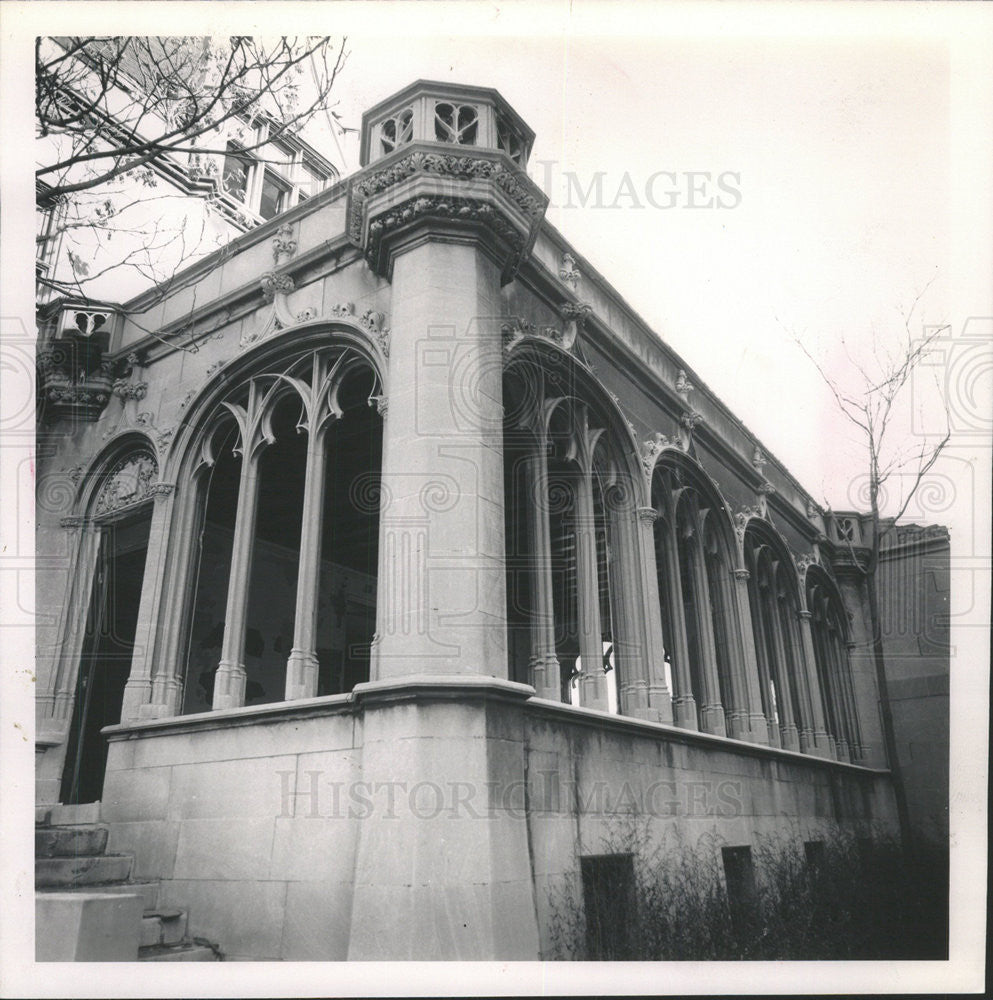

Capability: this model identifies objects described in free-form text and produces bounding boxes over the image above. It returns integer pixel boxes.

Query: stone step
[35,854,133,889]
[140,909,188,948]
[39,880,161,917]
[139,941,222,962]
[49,802,101,826]
[36,825,110,858]
[36,892,145,962]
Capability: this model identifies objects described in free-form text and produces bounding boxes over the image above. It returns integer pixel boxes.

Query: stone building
[36,80,914,960]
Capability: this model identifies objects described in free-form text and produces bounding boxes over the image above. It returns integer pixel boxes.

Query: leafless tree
[793,285,951,855]
[35,36,348,318]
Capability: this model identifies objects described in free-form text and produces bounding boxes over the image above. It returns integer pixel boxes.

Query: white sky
[1,3,991,996]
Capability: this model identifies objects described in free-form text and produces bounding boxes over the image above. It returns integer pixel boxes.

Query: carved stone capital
[150,482,176,498]
[60,515,87,529]
[636,506,660,523]
[347,145,549,283]
[733,568,750,581]
[797,610,813,621]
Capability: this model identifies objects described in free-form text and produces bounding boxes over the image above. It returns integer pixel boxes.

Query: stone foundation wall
[100,684,898,960]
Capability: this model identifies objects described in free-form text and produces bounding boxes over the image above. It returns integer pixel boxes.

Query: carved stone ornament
[260,271,295,302]
[330,302,356,318]
[675,369,695,400]
[636,505,660,523]
[734,505,764,538]
[271,223,297,265]
[794,552,817,578]
[348,148,548,281]
[559,252,581,291]
[112,379,148,401]
[93,449,158,516]
[501,316,571,354]
[752,447,767,473]
[641,432,674,477]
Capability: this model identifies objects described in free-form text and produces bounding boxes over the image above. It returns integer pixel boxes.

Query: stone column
[119,484,176,723]
[730,568,771,744]
[659,517,697,729]
[767,602,800,751]
[213,453,262,710]
[524,443,561,700]
[606,501,643,717]
[634,507,674,723]
[285,425,332,700]
[686,539,726,736]
[371,239,508,679]
[574,468,608,711]
[148,473,207,718]
[795,609,834,758]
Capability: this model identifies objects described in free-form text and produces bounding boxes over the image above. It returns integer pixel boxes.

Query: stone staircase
[35,808,222,962]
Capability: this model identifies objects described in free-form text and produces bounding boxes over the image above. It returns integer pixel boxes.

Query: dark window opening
[722,845,757,932]
[259,170,289,220]
[804,840,825,871]
[60,512,151,804]
[580,853,636,960]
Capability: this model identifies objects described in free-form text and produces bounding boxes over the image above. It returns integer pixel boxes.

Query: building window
[258,170,290,220]
[580,854,636,960]
[721,845,757,932]
[804,840,825,870]
[222,142,251,202]
[496,113,526,165]
[297,160,329,202]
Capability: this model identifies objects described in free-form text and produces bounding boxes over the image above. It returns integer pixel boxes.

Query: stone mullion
[713,567,751,741]
[119,486,175,724]
[795,609,834,758]
[841,639,864,757]
[524,442,561,701]
[631,507,673,723]
[782,602,816,753]
[687,539,726,736]
[213,454,262,710]
[731,569,770,744]
[607,502,644,717]
[832,628,860,760]
[285,424,332,701]
[767,598,800,751]
[660,517,697,729]
[810,617,840,758]
[574,467,608,711]
[748,578,780,747]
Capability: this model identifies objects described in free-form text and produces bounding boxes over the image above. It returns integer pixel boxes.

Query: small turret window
[497,114,525,165]
[379,108,413,155]
[434,102,478,145]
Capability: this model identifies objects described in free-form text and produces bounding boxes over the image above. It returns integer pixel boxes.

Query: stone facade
[35,80,919,960]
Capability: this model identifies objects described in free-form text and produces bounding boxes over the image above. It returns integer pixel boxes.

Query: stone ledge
[525,696,890,778]
[353,674,536,708]
[102,692,355,742]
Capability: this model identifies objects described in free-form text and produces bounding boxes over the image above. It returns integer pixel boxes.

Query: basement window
[721,845,757,932]
[580,854,636,960]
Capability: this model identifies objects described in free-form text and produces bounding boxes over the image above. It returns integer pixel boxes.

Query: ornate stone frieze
[501,316,570,354]
[93,449,158,516]
[348,146,548,281]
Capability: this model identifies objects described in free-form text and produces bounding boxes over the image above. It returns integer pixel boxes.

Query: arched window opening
[316,367,382,695]
[61,445,158,803]
[61,509,152,804]
[179,345,384,715]
[183,419,240,714]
